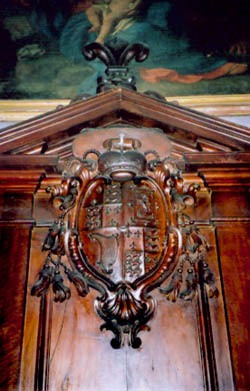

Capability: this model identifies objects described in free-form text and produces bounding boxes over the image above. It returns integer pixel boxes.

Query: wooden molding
[0,155,59,171]
[1,94,250,123]
[184,152,250,169]
[0,100,69,123]
[170,94,250,117]
[0,170,44,193]
[1,89,250,156]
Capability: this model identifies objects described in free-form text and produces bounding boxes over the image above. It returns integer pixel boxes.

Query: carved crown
[97,136,147,181]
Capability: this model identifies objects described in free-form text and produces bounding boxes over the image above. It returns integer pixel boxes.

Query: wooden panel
[47,292,205,391]
[215,222,250,391]
[212,190,250,218]
[0,193,33,220]
[20,227,48,391]
[0,223,32,391]
[33,177,62,224]
[20,222,234,391]
[22,227,205,391]
[196,225,234,391]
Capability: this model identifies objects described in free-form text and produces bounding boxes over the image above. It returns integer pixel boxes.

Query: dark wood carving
[83,40,149,93]
[31,126,218,349]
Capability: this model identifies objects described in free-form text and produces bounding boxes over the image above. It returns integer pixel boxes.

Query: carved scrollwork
[96,283,155,349]
[32,127,218,349]
[83,39,149,92]
[46,177,79,211]
[83,40,149,68]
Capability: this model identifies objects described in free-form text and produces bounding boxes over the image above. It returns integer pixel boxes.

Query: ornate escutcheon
[32,126,218,349]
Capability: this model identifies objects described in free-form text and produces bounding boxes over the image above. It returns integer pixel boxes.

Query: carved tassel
[52,271,71,303]
[179,269,197,301]
[160,269,183,302]
[202,264,219,298]
[42,221,65,256]
[31,264,54,297]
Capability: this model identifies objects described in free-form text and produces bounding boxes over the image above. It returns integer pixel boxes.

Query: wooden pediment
[1,90,250,390]
[0,88,250,163]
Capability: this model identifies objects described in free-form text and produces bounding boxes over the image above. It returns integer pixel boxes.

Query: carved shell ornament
[32,126,218,349]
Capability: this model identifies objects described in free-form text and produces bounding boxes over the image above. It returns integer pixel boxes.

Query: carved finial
[82,38,149,93]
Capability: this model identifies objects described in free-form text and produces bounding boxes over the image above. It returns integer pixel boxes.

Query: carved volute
[32,125,218,349]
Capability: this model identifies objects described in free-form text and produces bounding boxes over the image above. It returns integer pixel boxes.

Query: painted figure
[59,1,247,93]
[86,0,141,43]
[1,0,249,98]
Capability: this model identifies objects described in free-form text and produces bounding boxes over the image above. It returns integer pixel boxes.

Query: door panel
[20,225,233,391]
[48,292,204,391]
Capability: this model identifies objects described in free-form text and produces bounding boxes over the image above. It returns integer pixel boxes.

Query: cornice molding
[198,169,250,187]
[1,94,250,122]
[0,155,59,172]
[0,170,44,193]
[0,89,250,155]
[184,152,250,169]
[184,152,250,187]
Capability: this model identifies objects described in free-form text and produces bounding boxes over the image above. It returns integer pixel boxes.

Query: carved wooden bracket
[32,126,218,349]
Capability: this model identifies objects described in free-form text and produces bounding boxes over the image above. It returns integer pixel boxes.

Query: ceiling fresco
[1,0,250,99]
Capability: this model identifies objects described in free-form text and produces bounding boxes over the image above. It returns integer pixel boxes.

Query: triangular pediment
[1,88,250,161]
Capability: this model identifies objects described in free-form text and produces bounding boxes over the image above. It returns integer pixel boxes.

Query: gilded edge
[1,94,250,122]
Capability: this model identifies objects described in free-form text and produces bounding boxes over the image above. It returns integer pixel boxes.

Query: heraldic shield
[31,126,218,349]
[78,179,168,284]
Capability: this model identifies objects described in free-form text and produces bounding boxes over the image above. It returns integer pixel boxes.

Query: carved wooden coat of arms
[32,126,218,348]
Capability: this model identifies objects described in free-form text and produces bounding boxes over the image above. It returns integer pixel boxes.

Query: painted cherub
[86,0,141,43]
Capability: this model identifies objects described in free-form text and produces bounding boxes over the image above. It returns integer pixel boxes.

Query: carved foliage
[32,131,218,349]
